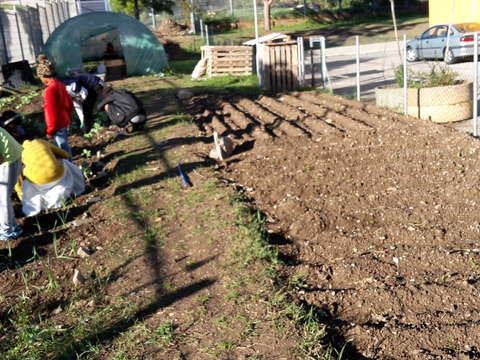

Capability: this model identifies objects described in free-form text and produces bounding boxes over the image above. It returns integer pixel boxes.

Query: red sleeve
[44,85,57,136]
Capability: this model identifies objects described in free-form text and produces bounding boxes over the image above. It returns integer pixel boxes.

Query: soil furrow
[296,92,393,132]
[183,89,480,359]
[227,101,274,140]
[297,91,415,130]
[236,98,308,138]
[256,95,306,121]
[278,93,349,132]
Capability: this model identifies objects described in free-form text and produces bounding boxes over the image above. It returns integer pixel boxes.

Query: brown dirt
[178,90,480,359]
[152,19,192,60]
[155,18,188,36]
[4,83,480,358]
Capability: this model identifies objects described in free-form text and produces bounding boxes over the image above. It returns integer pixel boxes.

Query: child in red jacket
[37,55,74,162]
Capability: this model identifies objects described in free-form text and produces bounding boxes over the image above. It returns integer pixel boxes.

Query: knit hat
[36,54,56,77]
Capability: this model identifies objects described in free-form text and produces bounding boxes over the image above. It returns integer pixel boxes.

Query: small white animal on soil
[209,132,234,160]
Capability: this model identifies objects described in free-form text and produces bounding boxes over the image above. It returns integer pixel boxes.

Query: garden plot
[184,90,480,358]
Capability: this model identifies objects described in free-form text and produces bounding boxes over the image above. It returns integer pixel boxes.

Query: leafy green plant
[163,67,177,76]
[170,112,195,125]
[90,123,103,139]
[155,322,175,342]
[16,91,40,108]
[94,112,110,127]
[82,149,92,158]
[84,133,93,142]
[225,291,241,301]
[0,95,15,109]
[163,282,178,292]
[469,259,478,271]
[42,259,61,292]
[80,161,92,177]
[394,62,458,88]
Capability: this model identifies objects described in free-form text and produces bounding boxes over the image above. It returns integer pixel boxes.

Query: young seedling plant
[82,149,92,158]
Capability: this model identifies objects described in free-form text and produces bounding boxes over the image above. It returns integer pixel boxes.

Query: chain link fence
[300,33,480,127]
[1,0,475,127]
[163,0,386,22]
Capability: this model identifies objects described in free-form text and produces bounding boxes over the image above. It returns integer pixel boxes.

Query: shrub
[394,62,458,88]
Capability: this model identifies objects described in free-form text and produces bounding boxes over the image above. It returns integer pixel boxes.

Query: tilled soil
[183,90,480,359]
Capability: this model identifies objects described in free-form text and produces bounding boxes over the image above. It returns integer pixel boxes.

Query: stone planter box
[375,81,473,123]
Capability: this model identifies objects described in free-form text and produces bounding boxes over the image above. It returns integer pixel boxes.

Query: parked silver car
[406,22,480,64]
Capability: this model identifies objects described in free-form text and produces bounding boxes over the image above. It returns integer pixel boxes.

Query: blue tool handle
[178,162,189,186]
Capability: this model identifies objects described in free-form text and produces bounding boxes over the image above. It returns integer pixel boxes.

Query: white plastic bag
[191,57,209,79]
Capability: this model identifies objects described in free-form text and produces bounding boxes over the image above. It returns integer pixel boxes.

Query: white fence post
[403,34,408,116]
[474,32,478,137]
[356,35,360,101]
[190,12,195,34]
[320,37,328,91]
[298,37,304,86]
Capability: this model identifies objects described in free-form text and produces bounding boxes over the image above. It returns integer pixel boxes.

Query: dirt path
[182,90,480,359]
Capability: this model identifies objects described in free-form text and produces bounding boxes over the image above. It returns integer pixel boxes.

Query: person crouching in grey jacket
[97,87,146,134]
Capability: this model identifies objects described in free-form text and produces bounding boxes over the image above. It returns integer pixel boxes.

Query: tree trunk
[133,0,140,20]
[263,0,274,31]
[390,0,401,60]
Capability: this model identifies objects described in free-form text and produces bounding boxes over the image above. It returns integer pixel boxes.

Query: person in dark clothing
[0,111,26,143]
[64,74,106,134]
[97,87,146,134]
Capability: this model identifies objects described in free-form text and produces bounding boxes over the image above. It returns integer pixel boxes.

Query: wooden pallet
[263,40,298,91]
[201,45,253,77]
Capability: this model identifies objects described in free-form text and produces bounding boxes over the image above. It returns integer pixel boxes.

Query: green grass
[0,155,340,359]
[168,58,201,75]
[0,19,370,355]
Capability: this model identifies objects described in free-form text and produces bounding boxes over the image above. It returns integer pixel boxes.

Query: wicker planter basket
[375,81,473,123]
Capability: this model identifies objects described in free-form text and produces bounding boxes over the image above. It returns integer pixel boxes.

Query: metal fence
[187,20,480,128]
[159,0,391,23]
[2,1,475,128]
[299,33,480,130]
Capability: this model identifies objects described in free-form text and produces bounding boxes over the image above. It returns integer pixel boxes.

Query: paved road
[304,41,480,103]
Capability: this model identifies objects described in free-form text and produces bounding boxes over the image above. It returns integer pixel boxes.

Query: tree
[109,0,174,20]
[263,0,274,31]
[390,0,401,60]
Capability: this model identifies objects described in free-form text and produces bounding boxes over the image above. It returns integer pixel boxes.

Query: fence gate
[263,39,298,91]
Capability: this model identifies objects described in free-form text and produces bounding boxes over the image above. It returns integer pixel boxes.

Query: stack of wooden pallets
[201,46,253,77]
[263,37,298,91]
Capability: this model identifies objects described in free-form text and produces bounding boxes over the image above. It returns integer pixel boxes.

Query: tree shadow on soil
[112,127,215,194]
[0,168,218,359]
[268,226,371,359]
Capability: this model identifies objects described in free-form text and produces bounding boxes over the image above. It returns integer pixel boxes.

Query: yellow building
[430,0,479,26]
